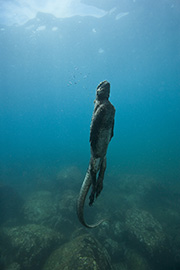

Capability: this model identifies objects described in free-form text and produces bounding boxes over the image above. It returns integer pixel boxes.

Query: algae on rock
[43,234,113,270]
[0,224,64,270]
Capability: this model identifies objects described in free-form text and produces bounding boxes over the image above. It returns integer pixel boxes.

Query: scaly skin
[77,81,115,228]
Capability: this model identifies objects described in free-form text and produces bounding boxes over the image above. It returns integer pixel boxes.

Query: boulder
[4,262,21,270]
[22,191,57,226]
[43,234,113,270]
[0,185,23,226]
[23,189,78,238]
[125,208,172,269]
[0,224,63,270]
[53,190,78,233]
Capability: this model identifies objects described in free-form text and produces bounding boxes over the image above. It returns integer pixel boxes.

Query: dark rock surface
[22,191,57,225]
[22,189,78,237]
[125,208,172,269]
[4,262,21,270]
[0,185,23,226]
[54,190,78,233]
[43,234,113,270]
[0,224,64,270]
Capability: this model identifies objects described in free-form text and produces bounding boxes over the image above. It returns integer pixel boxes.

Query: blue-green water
[1,1,179,185]
[0,1,180,269]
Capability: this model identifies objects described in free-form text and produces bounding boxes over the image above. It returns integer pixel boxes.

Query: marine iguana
[77,81,115,228]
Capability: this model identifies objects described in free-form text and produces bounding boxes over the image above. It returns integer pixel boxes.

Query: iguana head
[96,80,110,100]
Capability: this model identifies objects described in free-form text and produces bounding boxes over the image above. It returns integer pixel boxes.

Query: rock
[43,234,113,270]
[0,224,64,270]
[170,228,180,268]
[56,166,83,191]
[124,249,151,270]
[22,191,57,226]
[112,220,126,240]
[23,189,79,238]
[0,185,23,226]
[96,221,125,261]
[104,238,119,258]
[53,190,78,233]
[111,174,155,208]
[96,218,126,261]
[125,208,172,269]
[4,262,21,270]
[58,190,77,214]
[113,263,128,270]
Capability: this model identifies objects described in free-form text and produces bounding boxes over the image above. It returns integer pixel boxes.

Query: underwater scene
[0,0,180,269]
